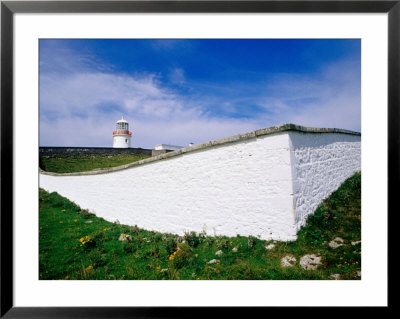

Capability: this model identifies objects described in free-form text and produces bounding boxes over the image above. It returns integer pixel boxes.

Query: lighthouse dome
[117,116,128,123]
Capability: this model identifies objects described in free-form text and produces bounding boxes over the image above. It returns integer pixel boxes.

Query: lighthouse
[113,116,132,148]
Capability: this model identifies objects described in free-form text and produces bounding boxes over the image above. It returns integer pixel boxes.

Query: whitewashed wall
[40,132,297,241]
[39,126,361,241]
[289,132,361,230]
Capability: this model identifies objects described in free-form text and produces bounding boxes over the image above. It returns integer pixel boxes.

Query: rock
[118,233,132,242]
[357,271,361,277]
[300,254,322,270]
[115,219,120,225]
[215,250,223,256]
[232,247,238,253]
[329,237,344,249]
[281,255,296,267]
[207,259,220,264]
[351,240,361,246]
[265,244,275,250]
[247,237,256,248]
[85,220,93,224]
[160,268,168,272]
[329,274,340,279]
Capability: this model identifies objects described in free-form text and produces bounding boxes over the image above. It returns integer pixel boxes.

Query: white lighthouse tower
[113,116,132,148]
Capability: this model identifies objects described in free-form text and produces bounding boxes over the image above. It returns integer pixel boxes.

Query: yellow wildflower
[61,209,66,212]
[156,266,161,271]
[73,219,78,223]
[59,221,63,224]
[103,228,108,232]
[169,250,179,261]
[79,235,91,246]
[195,254,198,258]
[85,265,93,272]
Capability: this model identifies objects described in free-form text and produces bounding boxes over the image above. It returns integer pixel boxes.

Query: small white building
[154,144,184,151]
[113,116,132,148]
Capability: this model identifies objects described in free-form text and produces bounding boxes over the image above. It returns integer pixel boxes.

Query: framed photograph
[1,0,395,316]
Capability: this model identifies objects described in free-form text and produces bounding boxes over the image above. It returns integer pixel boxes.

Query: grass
[39,153,151,173]
[39,172,361,280]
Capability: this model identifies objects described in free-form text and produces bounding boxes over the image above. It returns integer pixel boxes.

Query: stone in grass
[329,237,344,249]
[118,233,132,242]
[215,250,223,256]
[351,240,361,246]
[85,220,93,224]
[329,274,341,280]
[232,247,238,253]
[265,244,275,250]
[281,255,296,267]
[300,254,322,270]
[207,259,220,264]
[357,271,361,278]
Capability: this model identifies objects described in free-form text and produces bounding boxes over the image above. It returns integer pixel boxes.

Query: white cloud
[40,67,253,147]
[168,68,186,85]
[255,59,361,132]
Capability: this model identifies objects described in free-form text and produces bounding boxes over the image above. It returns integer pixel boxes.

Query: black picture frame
[1,0,396,317]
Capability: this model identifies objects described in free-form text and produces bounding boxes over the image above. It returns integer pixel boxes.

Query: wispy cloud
[168,68,186,85]
[257,58,360,130]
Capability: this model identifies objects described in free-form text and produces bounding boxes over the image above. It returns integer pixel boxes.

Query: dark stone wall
[39,147,153,156]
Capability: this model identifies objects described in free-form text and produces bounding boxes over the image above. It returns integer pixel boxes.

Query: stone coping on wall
[39,123,361,177]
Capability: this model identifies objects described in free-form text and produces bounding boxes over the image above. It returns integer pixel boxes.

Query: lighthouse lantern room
[113,116,132,148]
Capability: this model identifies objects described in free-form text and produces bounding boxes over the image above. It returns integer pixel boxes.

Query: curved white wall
[40,125,361,241]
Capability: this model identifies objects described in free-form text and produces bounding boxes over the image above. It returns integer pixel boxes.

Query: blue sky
[39,39,360,148]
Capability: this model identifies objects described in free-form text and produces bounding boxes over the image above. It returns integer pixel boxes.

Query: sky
[39,39,361,148]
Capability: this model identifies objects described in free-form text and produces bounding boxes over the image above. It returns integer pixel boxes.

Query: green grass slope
[39,153,150,173]
[39,172,361,280]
